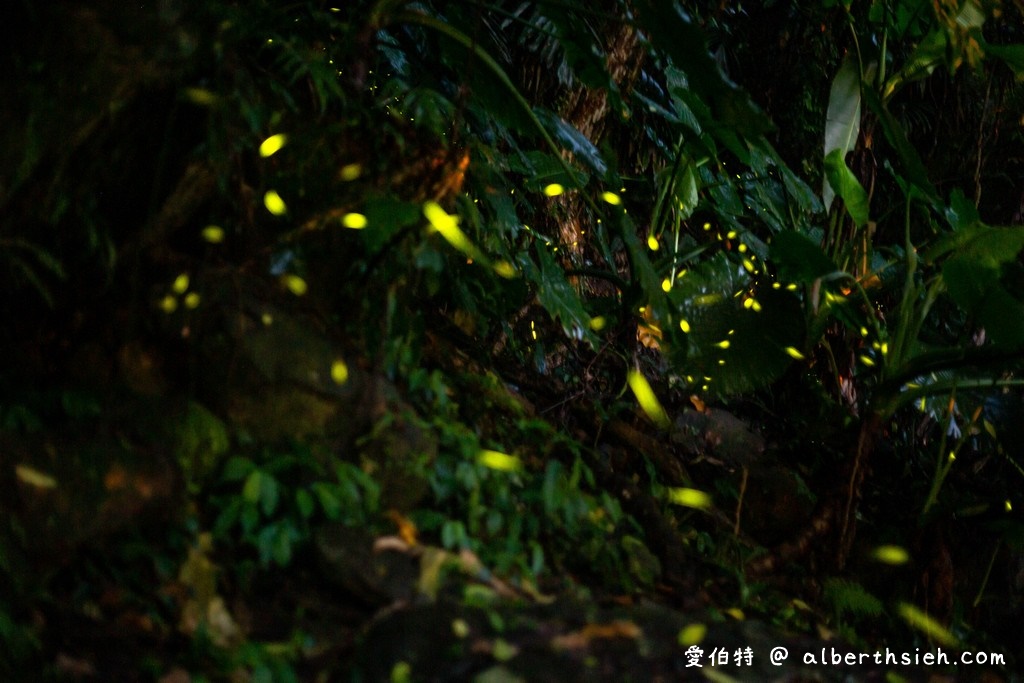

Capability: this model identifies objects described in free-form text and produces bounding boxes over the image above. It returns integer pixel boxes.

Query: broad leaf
[519,242,597,347]
[771,231,838,283]
[823,57,862,210]
[981,41,1024,74]
[362,197,421,254]
[942,226,1024,348]
[634,0,772,139]
[667,253,805,396]
[534,108,607,176]
[824,149,870,227]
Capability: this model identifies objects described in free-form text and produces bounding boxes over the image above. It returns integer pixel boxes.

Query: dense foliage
[2,0,1024,679]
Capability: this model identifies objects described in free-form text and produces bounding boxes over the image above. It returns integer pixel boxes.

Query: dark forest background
[2,0,1024,680]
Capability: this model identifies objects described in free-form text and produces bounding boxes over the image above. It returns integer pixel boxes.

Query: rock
[671,408,765,468]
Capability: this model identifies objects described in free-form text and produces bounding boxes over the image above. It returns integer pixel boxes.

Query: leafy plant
[212,447,380,568]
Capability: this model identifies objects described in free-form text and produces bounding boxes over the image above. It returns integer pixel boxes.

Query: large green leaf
[534,108,607,176]
[633,0,772,139]
[942,226,1024,348]
[512,150,588,193]
[981,41,1024,74]
[771,231,838,284]
[519,241,597,347]
[362,197,422,254]
[823,57,862,211]
[667,254,805,396]
[824,149,870,227]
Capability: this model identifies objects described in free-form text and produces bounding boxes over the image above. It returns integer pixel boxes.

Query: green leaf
[669,254,805,396]
[273,525,295,566]
[981,41,1024,74]
[824,149,870,226]
[534,108,607,176]
[519,242,597,347]
[823,57,862,210]
[362,198,421,254]
[313,483,342,520]
[976,289,1024,349]
[260,473,280,516]
[771,231,838,283]
[513,151,587,192]
[941,226,1024,348]
[296,489,315,519]
[242,470,263,505]
[944,188,981,232]
[633,0,772,138]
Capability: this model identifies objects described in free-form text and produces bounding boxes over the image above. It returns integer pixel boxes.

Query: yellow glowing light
[160,295,178,314]
[679,320,691,333]
[703,222,711,231]
[493,261,516,278]
[667,487,711,509]
[589,316,606,331]
[264,190,287,215]
[184,292,200,309]
[172,273,190,294]
[694,293,722,305]
[601,191,622,205]
[543,183,564,197]
[873,545,910,565]
[715,340,730,349]
[15,465,57,489]
[784,347,804,359]
[342,213,368,229]
[331,359,349,384]
[626,369,670,428]
[647,235,660,251]
[283,274,307,296]
[423,201,482,262]
[898,603,958,647]
[339,163,362,181]
[677,624,706,647]
[738,243,747,253]
[259,133,288,158]
[202,225,224,243]
[859,355,875,367]
[661,278,672,292]
[184,87,217,106]
[478,449,522,472]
